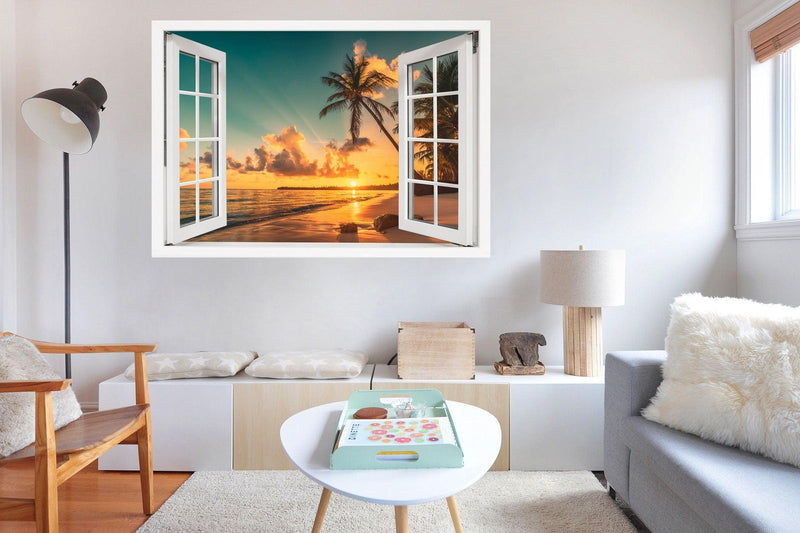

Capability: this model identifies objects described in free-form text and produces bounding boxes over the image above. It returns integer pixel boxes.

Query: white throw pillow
[125,351,257,381]
[245,350,368,379]
[0,335,83,457]
[643,293,800,468]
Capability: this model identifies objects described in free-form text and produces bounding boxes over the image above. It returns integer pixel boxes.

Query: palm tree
[320,54,398,150]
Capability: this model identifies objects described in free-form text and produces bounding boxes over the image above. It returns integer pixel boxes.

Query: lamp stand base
[563,306,603,377]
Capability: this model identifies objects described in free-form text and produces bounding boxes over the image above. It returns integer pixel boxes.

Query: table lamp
[20,77,107,379]
[540,247,625,377]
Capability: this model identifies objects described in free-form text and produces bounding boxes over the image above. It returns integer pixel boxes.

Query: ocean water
[183,188,387,227]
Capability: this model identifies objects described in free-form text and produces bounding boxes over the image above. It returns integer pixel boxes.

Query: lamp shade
[21,77,107,154]
[540,249,626,307]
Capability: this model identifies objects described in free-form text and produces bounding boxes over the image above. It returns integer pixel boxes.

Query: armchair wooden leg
[137,414,154,515]
[34,392,59,533]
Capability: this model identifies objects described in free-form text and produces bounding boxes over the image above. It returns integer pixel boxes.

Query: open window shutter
[397,33,476,246]
[751,2,800,63]
[165,34,227,244]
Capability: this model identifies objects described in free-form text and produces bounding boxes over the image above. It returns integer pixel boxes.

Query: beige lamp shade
[540,249,626,307]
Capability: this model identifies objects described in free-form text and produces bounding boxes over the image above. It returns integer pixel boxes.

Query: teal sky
[175,30,463,157]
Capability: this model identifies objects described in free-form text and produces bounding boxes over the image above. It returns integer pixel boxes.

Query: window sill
[735,219,800,241]
[151,241,491,259]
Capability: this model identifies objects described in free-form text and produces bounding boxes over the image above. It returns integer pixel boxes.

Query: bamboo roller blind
[751,2,800,63]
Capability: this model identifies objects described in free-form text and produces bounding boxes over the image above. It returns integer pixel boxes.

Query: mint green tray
[330,389,464,470]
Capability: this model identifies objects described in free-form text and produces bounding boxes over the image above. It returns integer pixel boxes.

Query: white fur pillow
[125,351,256,381]
[643,293,800,468]
[245,350,368,379]
[0,335,83,457]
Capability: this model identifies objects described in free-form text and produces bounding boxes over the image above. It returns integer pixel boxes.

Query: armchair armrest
[1,332,156,406]
[1,331,156,354]
[0,380,71,393]
[29,340,157,354]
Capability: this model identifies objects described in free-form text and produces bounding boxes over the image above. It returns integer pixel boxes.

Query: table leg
[394,505,409,533]
[446,496,464,533]
[312,488,332,533]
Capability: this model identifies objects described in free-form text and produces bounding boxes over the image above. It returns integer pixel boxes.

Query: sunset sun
[350,180,357,187]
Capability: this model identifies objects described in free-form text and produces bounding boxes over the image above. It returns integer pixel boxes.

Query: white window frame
[151,20,491,258]
[398,34,475,246]
[165,34,227,244]
[735,0,800,240]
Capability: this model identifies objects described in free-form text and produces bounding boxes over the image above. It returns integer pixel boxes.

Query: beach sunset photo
[171,30,464,244]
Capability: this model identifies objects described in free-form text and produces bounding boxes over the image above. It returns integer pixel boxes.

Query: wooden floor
[0,460,190,532]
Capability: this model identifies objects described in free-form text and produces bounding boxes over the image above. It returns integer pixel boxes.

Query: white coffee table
[280,400,500,533]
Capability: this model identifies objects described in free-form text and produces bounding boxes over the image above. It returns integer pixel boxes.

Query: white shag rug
[138,470,635,533]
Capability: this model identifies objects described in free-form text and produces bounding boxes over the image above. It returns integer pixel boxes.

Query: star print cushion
[244,350,368,379]
[124,351,257,381]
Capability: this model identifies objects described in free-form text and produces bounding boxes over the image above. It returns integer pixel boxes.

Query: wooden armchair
[0,333,157,532]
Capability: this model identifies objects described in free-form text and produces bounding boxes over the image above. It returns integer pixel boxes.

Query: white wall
[738,240,800,304]
[7,0,737,403]
[1,0,16,332]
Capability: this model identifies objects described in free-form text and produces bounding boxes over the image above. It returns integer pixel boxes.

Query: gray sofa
[604,351,800,533]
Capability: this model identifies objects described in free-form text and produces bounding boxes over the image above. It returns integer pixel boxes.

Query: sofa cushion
[244,350,368,379]
[0,335,83,457]
[643,293,800,468]
[125,351,257,381]
[624,416,800,533]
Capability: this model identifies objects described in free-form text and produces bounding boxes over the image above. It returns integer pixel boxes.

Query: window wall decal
[152,22,490,257]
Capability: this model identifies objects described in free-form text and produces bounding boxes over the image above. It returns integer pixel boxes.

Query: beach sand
[190,191,455,243]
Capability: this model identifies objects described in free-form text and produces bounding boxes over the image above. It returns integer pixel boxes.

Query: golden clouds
[179,128,189,152]
[318,138,370,177]
[225,125,382,183]
[352,39,398,99]
[260,126,318,176]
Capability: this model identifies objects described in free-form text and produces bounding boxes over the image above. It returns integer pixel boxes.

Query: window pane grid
[404,45,462,231]
[183,53,221,225]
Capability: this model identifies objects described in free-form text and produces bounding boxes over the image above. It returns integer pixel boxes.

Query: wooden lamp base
[563,306,603,377]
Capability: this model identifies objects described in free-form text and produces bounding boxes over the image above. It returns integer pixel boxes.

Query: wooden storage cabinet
[98,375,234,471]
[233,379,370,470]
[98,368,372,472]
[371,365,510,471]
[99,364,604,472]
[508,371,604,470]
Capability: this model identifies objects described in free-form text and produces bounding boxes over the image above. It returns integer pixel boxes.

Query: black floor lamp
[20,78,107,379]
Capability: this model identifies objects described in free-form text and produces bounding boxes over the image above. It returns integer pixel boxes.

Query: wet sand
[191,191,454,243]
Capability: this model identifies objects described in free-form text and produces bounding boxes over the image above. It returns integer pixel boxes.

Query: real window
[735,0,800,239]
[151,21,490,258]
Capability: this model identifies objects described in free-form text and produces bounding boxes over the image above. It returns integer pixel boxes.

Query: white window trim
[151,20,491,258]
[398,33,475,245]
[165,34,227,244]
[735,0,800,241]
